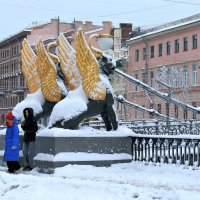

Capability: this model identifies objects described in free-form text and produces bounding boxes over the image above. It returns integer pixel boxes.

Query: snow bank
[34,152,132,162]
[48,86,88,127]
[12,89,45,121]
[37,126,133,137]
[0,161,200,199]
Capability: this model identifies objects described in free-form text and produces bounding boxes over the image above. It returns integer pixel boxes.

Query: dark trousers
[7,161,21,173]
[23,142,35,168]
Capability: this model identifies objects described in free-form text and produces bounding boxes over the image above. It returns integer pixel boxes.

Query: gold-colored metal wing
[36,38,61,102]
[58,34,81,90]
[76,29,106,100]
[21,39,40,93]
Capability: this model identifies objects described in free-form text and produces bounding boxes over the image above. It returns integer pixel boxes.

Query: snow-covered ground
[0,162,200,200]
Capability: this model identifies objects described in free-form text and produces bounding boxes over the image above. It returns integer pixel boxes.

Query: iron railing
[83,120,200,167]
[83,120,200,135]
[131,135,200,167]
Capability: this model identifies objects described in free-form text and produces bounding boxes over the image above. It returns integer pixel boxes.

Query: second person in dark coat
[21,108,38,171]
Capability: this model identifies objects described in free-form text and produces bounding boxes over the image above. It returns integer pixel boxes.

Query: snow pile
[38,126,134,137]
[48,86,88,127]
[34,152,132,162]
[99,74,114,95]
[57,79,68,96]
[12,89,45,121]
[0,162,200,199]
[0,128,6,135]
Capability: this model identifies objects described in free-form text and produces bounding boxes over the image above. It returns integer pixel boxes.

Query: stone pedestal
[34,135,133,170]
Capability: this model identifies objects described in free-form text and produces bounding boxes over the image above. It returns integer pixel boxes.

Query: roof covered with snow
[127,13,200,44]
[84,28,104,35]
[0,30,31,47]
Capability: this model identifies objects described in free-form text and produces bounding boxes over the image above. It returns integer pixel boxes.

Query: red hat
[6,112,14,120]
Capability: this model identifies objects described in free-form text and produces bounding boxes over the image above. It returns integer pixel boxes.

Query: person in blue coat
[3,112,21,173]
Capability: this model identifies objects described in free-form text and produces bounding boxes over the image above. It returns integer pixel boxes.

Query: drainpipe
[142,36,154,111]
[57,16,60,38]
[142,36,148,84]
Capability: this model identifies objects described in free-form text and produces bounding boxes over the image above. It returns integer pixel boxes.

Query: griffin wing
[21,39,40,93]
[36,38,62,102]
[75,29,106,100]
[58,33,81,90]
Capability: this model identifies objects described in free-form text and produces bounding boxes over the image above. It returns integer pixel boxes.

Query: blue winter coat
[3,117,20,161]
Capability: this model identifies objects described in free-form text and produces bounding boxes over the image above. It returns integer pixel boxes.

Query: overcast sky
[0,0,200,40]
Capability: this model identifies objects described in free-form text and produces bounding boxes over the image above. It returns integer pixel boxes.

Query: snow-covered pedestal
[34,126,134,171]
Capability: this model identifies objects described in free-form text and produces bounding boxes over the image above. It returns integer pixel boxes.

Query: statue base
[33,127,133,172]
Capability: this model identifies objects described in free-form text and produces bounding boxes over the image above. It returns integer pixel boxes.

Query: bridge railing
[131,135,200,168]
[83,119,200,135]
[83,120,200,167]
[130,120,200,135]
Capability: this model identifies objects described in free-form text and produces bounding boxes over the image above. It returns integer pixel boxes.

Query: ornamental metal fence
[131,135,200,167]
[129,120,200,135]
[83,120,200,135]
[83,119,200,167]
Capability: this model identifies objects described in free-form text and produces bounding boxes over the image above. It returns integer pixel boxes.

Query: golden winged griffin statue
[13,29,118,131]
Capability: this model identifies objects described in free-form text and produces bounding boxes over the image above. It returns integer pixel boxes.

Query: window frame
[150,45,154,58]
[192,35,197,49]
[166,41,171,55]
[158,43,162,57]
[183,37,188,51]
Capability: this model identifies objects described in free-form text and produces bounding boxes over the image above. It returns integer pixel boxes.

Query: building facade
[127,13,200,121]
[0,30,31,124]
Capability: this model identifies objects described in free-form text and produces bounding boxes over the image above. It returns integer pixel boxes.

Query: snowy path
[0,162,200,200]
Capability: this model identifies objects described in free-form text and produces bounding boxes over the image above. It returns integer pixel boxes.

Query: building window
[183,108,188,119]
[150,71,154,87]
[157,66,162,89]
[142,47,146,60]
[166,41,170,55]
[192,35,197,49]
[175,39,179,53]
[173,66,180,87]
[142,105,145,119]
[165,66,171,85]
[192,64,198,86]
[158,104,161,113]
[142,69,146,83]
[134,109,138,119]
[192,102,197,119]
[165,103,170,117]
[183,37,188,51]
[158,43,162,57]
[183,66,188,86]
[135,49,139,62]
[135,74,138,91]
[150,46,154,58]
[174,105,178,118]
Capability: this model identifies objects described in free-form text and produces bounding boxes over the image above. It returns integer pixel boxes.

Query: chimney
[85,21,93,28]
[51,18,59,24]
[75,21,83,30]
[102,21,112,31]
[120,23,132,44]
